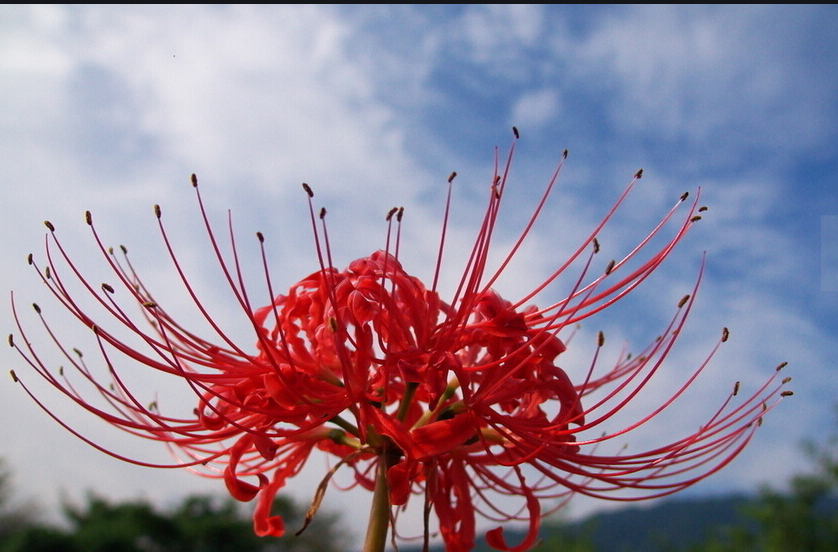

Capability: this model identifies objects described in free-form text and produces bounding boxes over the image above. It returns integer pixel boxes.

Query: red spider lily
[10,130,791,552]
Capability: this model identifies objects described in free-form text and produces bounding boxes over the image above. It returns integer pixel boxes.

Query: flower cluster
[10,133,790,552]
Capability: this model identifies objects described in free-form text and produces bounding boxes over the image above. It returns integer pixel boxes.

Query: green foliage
[62,495,181,552]
[0,489,345,552]
[537,519,596,552]
[0,526,79,552]
[682,409,838,552]
[744,433,838,552]
[0,459,38,544]
[173,495,264,552]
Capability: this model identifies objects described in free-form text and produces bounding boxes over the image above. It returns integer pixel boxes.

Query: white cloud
[510,88,561,130]
[567,5,837,154]
[462,4,547,65]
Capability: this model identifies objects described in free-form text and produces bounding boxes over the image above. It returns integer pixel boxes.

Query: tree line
[0,467,345,552]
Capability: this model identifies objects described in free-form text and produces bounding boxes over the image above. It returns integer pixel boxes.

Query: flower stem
[363,450,394,552]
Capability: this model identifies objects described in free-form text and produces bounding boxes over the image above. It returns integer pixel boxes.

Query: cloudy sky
[1,4,836,548]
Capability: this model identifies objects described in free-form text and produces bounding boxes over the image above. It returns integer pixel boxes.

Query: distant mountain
[400,494,761,552]
[544,495,759,552]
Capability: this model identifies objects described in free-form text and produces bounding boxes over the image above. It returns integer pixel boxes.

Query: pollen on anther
[635,169,643,179]
[396,207,404,222]
[319,207,327,220]
[562,149,568,159]
[776,361,788,371]
[27,253,33,265]
[328,317,338,332]
[302,183,314,197]
[680,192,689,202]
[386,207,399,221]
[7,334,13,347]
[733,381,740,396]
[678,295,690,308]
[154,205,162,218]
[699,206,708,212]
[44,267,50,280]
[143,301,158,308]
[9,370,18,383]
[781,390,794,397]
[593,238,600,254]
[120,245,128,254]
[191,174,198,187]
[256,232,264,243]
[448,171,457,183]
[598,331,605,347]
[690,216,702,222]
[44,221,55,231]
[722,327,730,342]
[605,259,615,275]
[492,181,500,199]
[85,211,92,225]
[782,377,792,384]
[101,283,115,294]
[512,126,520,139]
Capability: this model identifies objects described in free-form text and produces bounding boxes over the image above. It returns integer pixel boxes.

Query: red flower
[10,131,791,552]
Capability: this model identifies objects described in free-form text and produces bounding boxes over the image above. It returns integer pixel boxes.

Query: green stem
[329,414,360,437]
[363,451,393,552]
[395,381,418,422]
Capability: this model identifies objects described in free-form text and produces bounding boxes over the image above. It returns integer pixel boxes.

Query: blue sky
[1,5,836,548]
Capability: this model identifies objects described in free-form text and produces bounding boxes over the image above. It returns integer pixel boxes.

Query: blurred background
[1,5,836,550]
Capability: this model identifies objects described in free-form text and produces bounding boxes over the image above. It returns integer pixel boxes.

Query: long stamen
[432,171,457,294]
